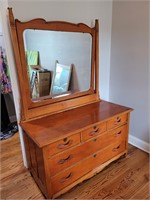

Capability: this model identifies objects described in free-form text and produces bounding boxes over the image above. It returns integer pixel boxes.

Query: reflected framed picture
[50,62,72,95]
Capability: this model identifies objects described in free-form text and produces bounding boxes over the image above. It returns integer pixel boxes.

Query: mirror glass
[23,29,92,102]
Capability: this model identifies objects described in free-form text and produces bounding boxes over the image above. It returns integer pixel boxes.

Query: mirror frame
[8,8,100,121]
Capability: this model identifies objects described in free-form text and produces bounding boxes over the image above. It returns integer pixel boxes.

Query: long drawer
[51,140,126,194]
[48,124,127,176]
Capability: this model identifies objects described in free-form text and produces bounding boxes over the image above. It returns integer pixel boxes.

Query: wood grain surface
[0,133,149,199]
[21,100,132,148]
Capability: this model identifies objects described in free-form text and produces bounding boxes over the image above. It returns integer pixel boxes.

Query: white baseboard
[129,134,150,154]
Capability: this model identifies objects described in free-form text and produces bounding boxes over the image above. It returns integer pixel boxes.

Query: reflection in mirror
[50,62,72,96]
[23,29,92,101]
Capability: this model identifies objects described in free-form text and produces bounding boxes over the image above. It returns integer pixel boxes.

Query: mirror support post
[95,19,100,100]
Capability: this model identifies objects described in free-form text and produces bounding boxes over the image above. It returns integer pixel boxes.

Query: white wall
[0,19,5,49]
[110,1,149,152]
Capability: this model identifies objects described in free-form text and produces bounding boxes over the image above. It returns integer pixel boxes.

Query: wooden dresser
[8,9,133,199]
[21,100,132,198]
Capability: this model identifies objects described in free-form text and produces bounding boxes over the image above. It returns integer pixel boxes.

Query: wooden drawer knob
[57,140,73,149]
[60,172,73,183]
[93,138,97,142]
[93,154,97,158]
[57,155,73,165]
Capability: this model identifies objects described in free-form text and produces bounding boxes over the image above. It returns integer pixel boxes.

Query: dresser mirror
[8,8,100,120]
[23,29,92,101]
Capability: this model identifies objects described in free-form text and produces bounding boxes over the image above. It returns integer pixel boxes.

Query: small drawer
[82,122,106,141]
[45,133,80,156]
[107,114,128,130]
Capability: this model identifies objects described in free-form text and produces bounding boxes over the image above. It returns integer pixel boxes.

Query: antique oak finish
[8,8,133,199]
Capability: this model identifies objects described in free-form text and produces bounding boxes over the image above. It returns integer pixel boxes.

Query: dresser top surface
[21,100,133,148]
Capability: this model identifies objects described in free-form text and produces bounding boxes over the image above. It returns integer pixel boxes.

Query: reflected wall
[23,30,92,99]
